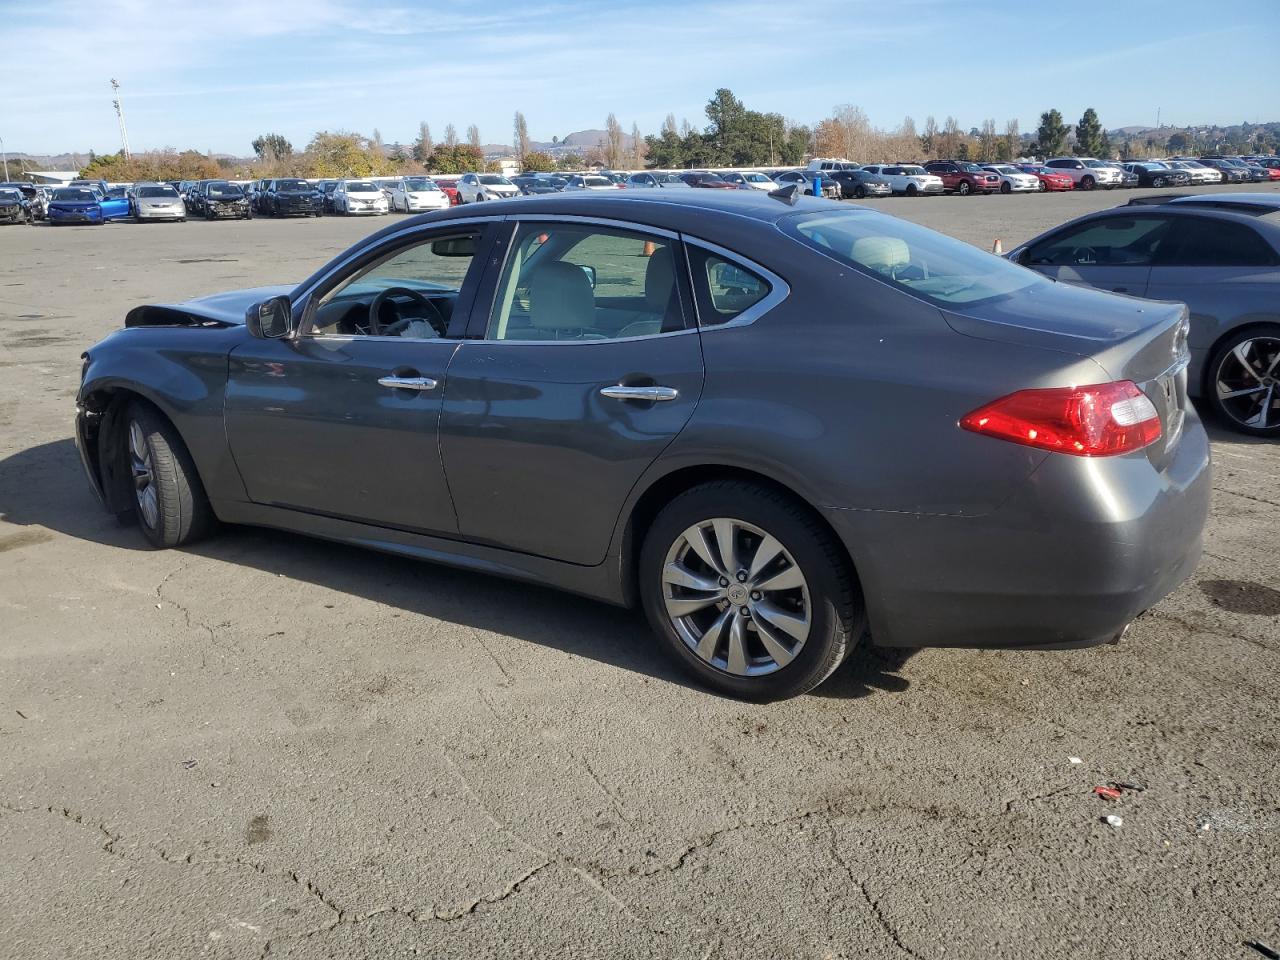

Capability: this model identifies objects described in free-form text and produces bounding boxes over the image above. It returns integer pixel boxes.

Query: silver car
[130,183,186,222]
[1043,157,1124,190]
[626,172,692,189]
[1008,192,1280,436]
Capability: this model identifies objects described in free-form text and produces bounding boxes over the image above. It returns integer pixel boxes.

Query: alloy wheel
[128,420,159,529]
[1216,336,1280,430]
[662,518,811,677]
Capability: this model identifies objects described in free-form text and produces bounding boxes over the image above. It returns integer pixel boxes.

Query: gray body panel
[77,192,1211,651]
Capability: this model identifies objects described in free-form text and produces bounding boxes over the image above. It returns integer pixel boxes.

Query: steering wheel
[1068,246,1098,265]
[368,286,448,337]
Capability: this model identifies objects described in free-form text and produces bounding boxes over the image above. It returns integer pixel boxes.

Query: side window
[1027,216,1174,267]
[487,223,687,341]
[1163,218,1277,267]
[309,232,481,339]
[687,247,772,326]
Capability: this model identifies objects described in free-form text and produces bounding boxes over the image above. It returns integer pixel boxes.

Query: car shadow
[0,438,912,700]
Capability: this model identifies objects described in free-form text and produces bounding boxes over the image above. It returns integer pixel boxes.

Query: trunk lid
[943,282,1192,469]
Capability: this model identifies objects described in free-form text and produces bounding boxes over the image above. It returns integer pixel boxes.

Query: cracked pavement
[2,190,1278,959]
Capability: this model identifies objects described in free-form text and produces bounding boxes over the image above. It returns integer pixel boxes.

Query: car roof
[1127,193,1280,216]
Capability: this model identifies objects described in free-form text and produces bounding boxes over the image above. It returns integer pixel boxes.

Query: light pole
[111,78,131,159]
[1,135,9,180]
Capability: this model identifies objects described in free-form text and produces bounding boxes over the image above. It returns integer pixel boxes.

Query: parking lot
[1,186,1278,959]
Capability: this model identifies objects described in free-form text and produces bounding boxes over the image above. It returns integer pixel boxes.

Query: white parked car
[564,174,620,192]
[858,164,945,196]
[721,171,778,190]
[334,180,390,215]
[130,182,186,221]
[387,177,451,213]
[1166,160,1223,185]
[806,158,859,171]
[457,173,520,203]
[980,164,1042,193]
[1043,157,1123,190]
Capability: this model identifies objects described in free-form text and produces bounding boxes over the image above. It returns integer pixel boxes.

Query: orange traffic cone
[643,240,657,257]
[991,238,1003,255]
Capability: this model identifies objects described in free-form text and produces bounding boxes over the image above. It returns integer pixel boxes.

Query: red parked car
[923,160,1001,195]
[433,178,461,205]
[1017,164,1075,191]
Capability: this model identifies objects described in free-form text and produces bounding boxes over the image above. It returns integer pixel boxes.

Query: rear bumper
[826,412,1212,649]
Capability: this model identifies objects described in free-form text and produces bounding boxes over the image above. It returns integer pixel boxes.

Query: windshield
[957,163,984,173]
[744,173,771,182]
[277,179,310,191]
[1084,160,1109,168]
[207,183,243,198]
[404,178,437,191]
[54,188,96,201]
[346,181,378,192]
[479,175,512,185]
[583,176,612,187]
[987,165,1016,174]
[137,186,179,198]
[783,210,1044,308]
[901,166,928,176]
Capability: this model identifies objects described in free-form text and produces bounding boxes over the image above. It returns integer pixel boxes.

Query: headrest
[529,261,595,330]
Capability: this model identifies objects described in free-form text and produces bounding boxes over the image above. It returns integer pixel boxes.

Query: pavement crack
[430,859,553,921]
[860,879,928,960]
[2,801,127,858]
[1002,784,1074,813]
[469,626,515,686]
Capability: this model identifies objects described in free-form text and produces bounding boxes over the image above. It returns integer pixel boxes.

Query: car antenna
[768,184,802,205]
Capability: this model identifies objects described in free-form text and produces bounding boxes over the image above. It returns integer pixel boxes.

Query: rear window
[1164,218,1278,267]
[783,210,1045,307]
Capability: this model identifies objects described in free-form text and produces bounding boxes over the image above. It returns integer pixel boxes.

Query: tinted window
[687,248,771,326]
[784,209,1044,307]
[487,224,686,341]
[1027,216,1175,267]
[1163,218,1277,267]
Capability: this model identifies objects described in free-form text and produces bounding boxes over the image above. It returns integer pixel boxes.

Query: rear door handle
[600,385,679,402]
[377,376,437,391]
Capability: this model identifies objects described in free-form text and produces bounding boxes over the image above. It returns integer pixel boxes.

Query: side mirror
[246,295,296,339]
[1014,248,1032,266]
[579,265,597,289]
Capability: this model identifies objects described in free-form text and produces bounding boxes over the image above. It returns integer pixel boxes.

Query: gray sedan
[75,191,1208,700]
[1008,193,1280,435]
[130,183,187,221]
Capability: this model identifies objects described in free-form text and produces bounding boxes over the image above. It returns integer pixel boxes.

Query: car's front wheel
[123,402,215,548]
[1208,327,1280,437]
[1080,175,1095,190]
[1000,181,1012,194]
[905,184,918,197]
[639,481,865,701]
[957,180,971,196]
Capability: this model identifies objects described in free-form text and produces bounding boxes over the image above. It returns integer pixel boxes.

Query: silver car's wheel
[128,419,159,530]
[662,518,811,677]
[640,481,864,700]
[1212,332,1280,435]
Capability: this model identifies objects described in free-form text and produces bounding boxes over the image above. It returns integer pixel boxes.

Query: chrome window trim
[475,328,699,347]
[502,212,679,241]
[680,236,790,331]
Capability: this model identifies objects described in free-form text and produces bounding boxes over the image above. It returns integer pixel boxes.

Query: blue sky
[5,0,1278,157]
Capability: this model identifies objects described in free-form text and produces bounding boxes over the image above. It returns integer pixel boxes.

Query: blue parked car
[46,187,107,225]
[66,179,133,221]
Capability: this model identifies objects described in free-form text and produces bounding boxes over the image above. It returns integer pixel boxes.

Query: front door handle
[600,385,679,402]
[377,376,437,391]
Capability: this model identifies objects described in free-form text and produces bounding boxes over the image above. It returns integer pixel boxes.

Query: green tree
[521,151,556,173]
[1035,109,1071,157]
[780,124,810,165]
[251,133,293,161]
[1167,132,1190,154]
[306,131,386,177]
[645,114,684,168]
[412,121,433,163]
[1074,108,1105,156]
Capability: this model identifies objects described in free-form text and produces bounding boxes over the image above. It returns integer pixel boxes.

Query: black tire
[1081,175,1095,191]
[122,402,215,548]
[957,180,971,196]
[639,481,865,701]
[1206,326,1280,438]
[1000,181,1012,194]
[905,184,918,197]
[853,185,867,199]
[1153,177,1166,187]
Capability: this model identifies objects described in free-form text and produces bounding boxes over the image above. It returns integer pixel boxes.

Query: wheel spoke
[665,594,720,618]
[1218,384,1267,400]
[753,616,796,668]
[712,519,738,575]
[1232,342,1266,382]
[746,534,783,581]
[129,421,146,461]
[696,608,733,662]
[726,614,749,675]
[684,524,725,577]
[663,562,723,593]
[754,600,810,643]
[752,564,806,593]
[1250,386,1276,429]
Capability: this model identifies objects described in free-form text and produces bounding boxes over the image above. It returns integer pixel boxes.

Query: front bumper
[49,208,102,223]
[827,412,1211,649]
[275,198,321,215]
[206,202,250,218]
[74,405,107,506]
[0,206,27,223]
[136,204,184,219]
[1004,180,1040,191]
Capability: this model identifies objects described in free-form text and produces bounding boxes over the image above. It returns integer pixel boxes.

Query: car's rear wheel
[123,402,215,548]
[639,482,864,701]
[1153,177,1166,187]
[1081,175,1095,190]
[957,180,971,196]
[1208,328,1280,437]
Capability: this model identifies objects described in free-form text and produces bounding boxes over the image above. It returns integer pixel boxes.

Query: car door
[439,218,705,565]
[1146,214,1280,368]
[1020,213,1177,295]
[223,220,499,534]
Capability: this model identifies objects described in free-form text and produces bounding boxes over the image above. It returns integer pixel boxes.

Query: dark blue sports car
[46,187,107,225]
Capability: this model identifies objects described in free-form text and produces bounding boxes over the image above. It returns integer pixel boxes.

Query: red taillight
[961,381,1161,457]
